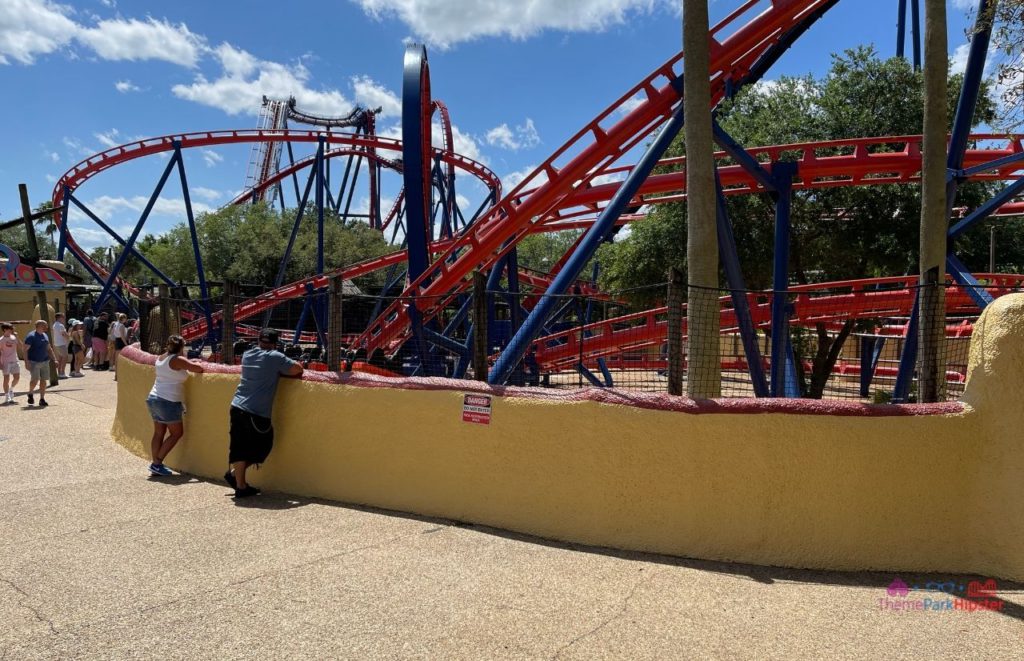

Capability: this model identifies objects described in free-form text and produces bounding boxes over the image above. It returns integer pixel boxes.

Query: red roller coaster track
[529,274,1024,372]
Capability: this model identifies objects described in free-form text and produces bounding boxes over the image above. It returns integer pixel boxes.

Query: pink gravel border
[122,345,963,418]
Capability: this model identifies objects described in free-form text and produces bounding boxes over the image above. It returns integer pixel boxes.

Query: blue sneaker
[149,463,173,476]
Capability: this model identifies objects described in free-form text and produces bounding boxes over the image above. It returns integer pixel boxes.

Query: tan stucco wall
[112,295,1024,580]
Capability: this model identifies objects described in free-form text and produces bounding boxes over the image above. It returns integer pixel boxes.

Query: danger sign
[462,393,492,425]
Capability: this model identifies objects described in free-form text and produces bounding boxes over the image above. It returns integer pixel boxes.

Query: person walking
[24,320,57,407]
[92,312,109,370]
[224,329,302,498]
[110,313,129,379]
[52,313,70,379]
[83,309,95,368]
[1,323,23,404]
[68,320,85,377]
[145,335,205,476]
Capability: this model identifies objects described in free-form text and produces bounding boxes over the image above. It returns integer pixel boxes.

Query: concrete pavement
[1,368,1022,659]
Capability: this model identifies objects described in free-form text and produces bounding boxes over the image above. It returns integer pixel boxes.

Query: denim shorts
[146,394,184,423]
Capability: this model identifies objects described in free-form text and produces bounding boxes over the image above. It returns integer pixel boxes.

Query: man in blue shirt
[23,320,57,407]
[224,328,303,498]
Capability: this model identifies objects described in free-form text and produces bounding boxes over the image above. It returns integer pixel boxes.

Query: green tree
[980,0,1023,131]
[118,203,393,293]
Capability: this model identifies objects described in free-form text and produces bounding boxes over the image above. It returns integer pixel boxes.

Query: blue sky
[0,0,985,252]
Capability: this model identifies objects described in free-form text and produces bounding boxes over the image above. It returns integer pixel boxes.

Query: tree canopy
[108,203,393,291]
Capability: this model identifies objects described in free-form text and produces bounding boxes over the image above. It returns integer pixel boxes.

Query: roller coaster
[49,0,1024,401]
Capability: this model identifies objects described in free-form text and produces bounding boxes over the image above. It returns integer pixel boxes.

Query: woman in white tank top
[144,335,205,476]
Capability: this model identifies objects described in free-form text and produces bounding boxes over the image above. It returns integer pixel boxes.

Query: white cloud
[616,93,645,116]
[590,171,626,186]
[46,150,60,163]
[200,149,223,167]
[192,186,224,201]
[485,118,540,151]
[485,124,515,149]
[351,75,401,117]
[114,79,140,93]
[503,164,541,191]
[950,43,972,76]
[172,42,352,116]
[83,195,214,220]
[436,121,485,163]
[94,128,121,149]
[353,0,671,47]
[45,173,57,183]
[62,136,93,157]
[77,17,205,67]
[0,0,77,65]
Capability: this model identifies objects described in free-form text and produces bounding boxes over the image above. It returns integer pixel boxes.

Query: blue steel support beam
[272,158,318,289]
[859,336,876,397]
[402,44,431,284]
[283,119,301,204]
[784,333,801,398]
[947,252,994,308]
[341,155,363,222]
[316,137,325,275]
[333,153,355,214]
[66,194,176,288]
[711,121,777,193]
[960,151,1024,178]
[490,100,687,385]
[893,296,920,403]
[948,176,1024,240]
[96,149,179,310]
[897,0,908,59]
[66,245,131,309]
[910,0,921,70]
[714,171,769,397]
[174,141,214,342]
[769,162,798,397]
[57,185,70,261]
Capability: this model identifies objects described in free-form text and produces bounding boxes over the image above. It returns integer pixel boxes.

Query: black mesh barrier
[153,278,1023,402]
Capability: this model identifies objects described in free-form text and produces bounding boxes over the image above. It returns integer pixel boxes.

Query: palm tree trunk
[683,0,721,398]
[919,0,948,402]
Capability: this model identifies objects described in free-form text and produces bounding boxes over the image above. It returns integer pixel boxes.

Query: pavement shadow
[231,494,306,510]
[147,474,202,486]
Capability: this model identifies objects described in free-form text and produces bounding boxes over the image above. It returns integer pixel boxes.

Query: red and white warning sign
[462,393,492,425]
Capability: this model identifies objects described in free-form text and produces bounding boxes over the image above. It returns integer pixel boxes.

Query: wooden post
[328,276,344,370]
[667,267,685,396]
[222,280,235,364]
[19,184,58,386]
[158,284,171,348]
[472,271,488,381]
[918,0,948,403]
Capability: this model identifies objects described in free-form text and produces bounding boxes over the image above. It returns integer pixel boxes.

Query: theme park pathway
[1,369,1022,660]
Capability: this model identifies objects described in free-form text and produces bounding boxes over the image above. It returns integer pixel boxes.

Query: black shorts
[114,338,126,350]
[229,406,274,464]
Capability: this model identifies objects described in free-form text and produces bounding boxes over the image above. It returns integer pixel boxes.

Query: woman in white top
[110,313,130,379]
[145,335,205,476]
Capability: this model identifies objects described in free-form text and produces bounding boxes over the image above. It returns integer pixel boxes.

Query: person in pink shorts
[91,312,109,370]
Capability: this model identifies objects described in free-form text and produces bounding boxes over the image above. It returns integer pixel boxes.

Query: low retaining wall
[112,295,1024,580]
